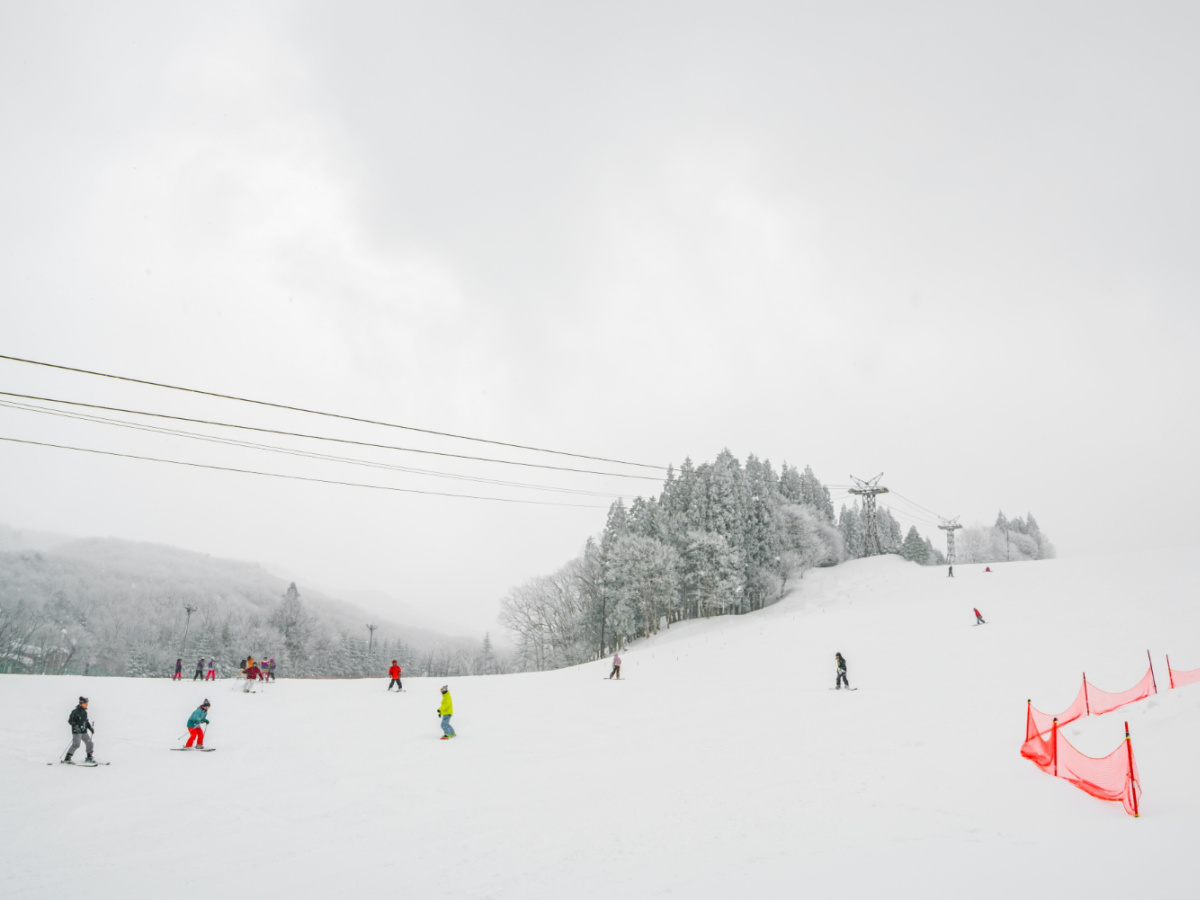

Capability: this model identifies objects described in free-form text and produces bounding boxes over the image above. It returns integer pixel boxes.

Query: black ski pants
[836,669,849,689]
[388,678,402,690]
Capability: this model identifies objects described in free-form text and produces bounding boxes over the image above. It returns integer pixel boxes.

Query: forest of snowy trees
[500,451,845,671]
[499,451,1055,672]
[0,534,493,678]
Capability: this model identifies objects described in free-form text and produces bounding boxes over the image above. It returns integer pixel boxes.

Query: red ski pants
[205,670,215,680]
[185,727,205,748]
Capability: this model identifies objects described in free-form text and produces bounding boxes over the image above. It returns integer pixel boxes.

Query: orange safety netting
[1020,706,1141,816]
[1168,657,1200,690]
[1027,666,1155,736]
[1056,731,1141,817]
[1020,704,1055,771]
[1086,667,1156,716]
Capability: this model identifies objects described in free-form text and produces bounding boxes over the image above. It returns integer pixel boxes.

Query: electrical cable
[0,399,635,499]
[0,435,617,508]
[0,390,663,482]
[0,353,667,471]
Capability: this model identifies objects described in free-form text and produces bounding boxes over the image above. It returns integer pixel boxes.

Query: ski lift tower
[848,473,889,556]
[938,517,962,564]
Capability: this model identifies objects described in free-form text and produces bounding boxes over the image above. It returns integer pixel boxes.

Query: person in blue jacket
[185,700,211,748]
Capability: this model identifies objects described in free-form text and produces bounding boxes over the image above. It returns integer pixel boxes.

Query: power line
[0,399,636,499]
[0,435,616,508]
[0,353,667,471]
[0,390,664,482]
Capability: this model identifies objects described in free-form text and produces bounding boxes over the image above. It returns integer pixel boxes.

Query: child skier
[609,652,622,680]
[173,659,183,681]
[974,608,986,625]
[185,700,211,748]
[206,658,216,680]
[267,659,276,681]
[835,652,850,690]
[193,658,205,681]
[388,660,402,691]
[64,696,95,763]
[437,685,456,739]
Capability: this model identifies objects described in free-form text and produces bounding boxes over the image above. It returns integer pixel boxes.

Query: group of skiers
[173,658,218,680]
[170,657,277,682]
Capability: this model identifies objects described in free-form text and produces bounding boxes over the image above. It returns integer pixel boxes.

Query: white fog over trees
[500,451,1054,671]
[0,526,495,678]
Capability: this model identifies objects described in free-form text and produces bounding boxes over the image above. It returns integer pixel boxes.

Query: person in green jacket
[185,700,211,748]
[437,685,456,740]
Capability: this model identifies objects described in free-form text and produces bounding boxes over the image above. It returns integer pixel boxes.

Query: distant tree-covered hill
[0,526,501,678]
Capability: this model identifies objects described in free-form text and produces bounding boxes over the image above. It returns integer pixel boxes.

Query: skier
[193,658,205,681]
[206,658,216,681]
[185,700,211,748]
[984,566,992,573]
[974,607,986,625]
[947,565,954,578]
[173,658,183,681]
[387,660,402,691]
[609,652,622,680]
[437,685,456,740]
[243,661,261,692]
[266,659,276,682]
[835,652,850,690]
[239,657,247,674]
[64,696,95,764]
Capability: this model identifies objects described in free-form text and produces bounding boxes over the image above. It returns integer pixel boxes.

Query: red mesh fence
[1028,665,1156,736]
[1085,668,1155,716]
[1028,687,1087,736]
[1020,704,1055,771]
[1055,730,1141,817]
[1020,707,1141,816]
[1168,656,1200,690]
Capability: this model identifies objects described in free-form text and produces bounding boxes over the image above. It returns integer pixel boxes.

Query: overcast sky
[2,2,1198,635]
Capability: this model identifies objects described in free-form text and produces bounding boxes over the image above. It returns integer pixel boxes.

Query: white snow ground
[3,552,1200,899]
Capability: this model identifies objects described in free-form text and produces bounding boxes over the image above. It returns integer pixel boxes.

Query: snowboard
[171,747,216,751]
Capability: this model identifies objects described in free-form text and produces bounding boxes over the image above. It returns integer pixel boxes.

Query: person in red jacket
[388,660,403,691]
[243,662,261,692]
[974,607,986,625]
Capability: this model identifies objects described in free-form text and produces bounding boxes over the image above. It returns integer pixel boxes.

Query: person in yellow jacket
[437,685,456,740]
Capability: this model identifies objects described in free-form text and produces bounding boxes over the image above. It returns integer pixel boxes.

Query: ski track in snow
[3,552,1200,898]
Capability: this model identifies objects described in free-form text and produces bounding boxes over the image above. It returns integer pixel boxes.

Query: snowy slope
[3,552,1199,899]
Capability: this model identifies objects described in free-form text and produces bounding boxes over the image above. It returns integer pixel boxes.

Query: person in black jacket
[65,697,95,763]
[835,653,850,690]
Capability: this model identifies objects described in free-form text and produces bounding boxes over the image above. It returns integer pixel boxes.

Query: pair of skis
[49,759,109,766]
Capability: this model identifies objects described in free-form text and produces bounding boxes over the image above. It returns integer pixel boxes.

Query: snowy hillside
[3,552,1199,899]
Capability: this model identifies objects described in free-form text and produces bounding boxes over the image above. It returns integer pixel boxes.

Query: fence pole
[1147,650,1158,694]
[1083,673,1090,716]
[1125,721,1139,818]
[1052,718,1058,778]
[1167,654,1174,690]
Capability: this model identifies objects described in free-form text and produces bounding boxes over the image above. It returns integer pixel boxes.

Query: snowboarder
[974,608,986,625]
[206,659,216,681]
[185,700,211,748]
[243,661,261,692]
[437,685,456,739]
[947,565,954,577]
[609,652,622,680]
[64,696,95,763]
[387,660,402,691]
[193,658,205,681]
[835,652,850,690]
[173,658,183,681]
